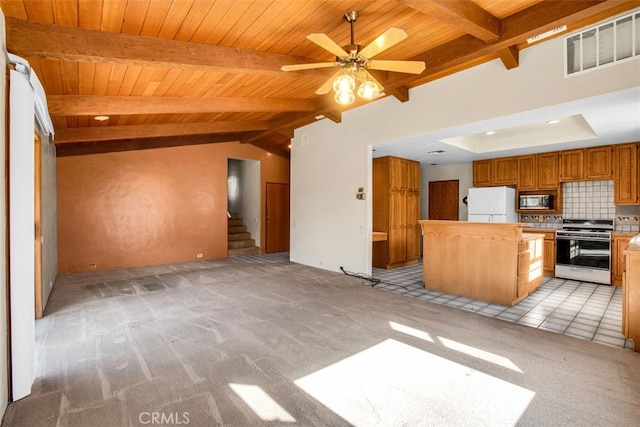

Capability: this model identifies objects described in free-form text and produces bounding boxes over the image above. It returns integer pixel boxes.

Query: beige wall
[57,142,289,273]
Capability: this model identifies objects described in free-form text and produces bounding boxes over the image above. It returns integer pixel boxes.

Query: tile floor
[238,253,633,350]
[371,260,635,351]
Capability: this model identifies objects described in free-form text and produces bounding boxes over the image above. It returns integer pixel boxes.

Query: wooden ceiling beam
[388,0,640,88]
[55,121,271,144]
[247,140,290,159]
[47,95,315,116]
[384,85,410,103]
[4,17,328,78]
[396,0,501,41]
[56,134,243,157]
[498,46,520,70]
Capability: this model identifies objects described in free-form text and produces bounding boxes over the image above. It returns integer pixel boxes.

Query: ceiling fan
[281,11,426,105]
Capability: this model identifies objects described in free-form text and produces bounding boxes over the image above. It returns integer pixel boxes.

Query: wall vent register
[565,9,640,76]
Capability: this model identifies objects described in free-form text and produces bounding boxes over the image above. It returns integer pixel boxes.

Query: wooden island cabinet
[419,221,544,306]
[613,232,636,286]
[622,234,640,351]
[523,229,556,277]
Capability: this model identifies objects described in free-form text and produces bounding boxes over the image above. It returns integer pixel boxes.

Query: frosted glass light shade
[333,74,355,92]
[357,80,380,99]
[335,90,355,105]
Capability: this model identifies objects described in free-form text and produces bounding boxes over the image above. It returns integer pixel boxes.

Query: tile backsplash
[563,180,615,219]
[521,180,639,232]
[615,204,640,233]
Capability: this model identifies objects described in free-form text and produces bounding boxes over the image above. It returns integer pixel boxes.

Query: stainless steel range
[555,219,614,285]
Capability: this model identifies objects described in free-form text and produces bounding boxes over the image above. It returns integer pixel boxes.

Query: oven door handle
[556,236,611,242]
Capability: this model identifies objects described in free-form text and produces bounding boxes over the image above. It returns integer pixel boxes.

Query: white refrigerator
[467,186,518,223]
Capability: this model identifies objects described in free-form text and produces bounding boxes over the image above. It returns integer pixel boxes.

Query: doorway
[428,180,459,220]
[227,158,261,250]
[265,183,290,253]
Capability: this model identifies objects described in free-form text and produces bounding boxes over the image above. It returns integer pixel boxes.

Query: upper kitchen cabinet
[614,143,639,205]
[560,146,614,181]
[517,152,560,191]
[537,152,560,189]
[494,157,517,185]
[560,149,585,181]
[516,155,537,190]
[473,157,516,187]
[586,145,613,179]
[406,160,421,192]
[472,159,493,187]
[389,157,408,190]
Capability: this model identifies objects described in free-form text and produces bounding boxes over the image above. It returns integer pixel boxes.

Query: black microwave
[519,194,552,210]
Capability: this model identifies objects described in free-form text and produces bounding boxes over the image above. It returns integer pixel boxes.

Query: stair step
[228,246,260,257]
[228,239,256,249]
[228,232,251,241]
[228,218,244,227]
[228,225,247,233]
[229,213,241,220]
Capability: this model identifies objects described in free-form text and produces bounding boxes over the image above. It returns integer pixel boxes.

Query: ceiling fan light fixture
[333,73,356,92]
[335,89,355,105]
[357,79,380,99]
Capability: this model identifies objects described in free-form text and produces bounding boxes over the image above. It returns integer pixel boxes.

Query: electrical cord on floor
[339,266,408,290]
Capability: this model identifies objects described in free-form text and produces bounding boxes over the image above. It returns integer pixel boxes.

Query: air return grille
[565,10,640,76]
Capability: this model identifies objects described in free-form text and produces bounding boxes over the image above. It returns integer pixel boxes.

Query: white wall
[421,163,473,221]
[0,9,9,418]
[291,35,640,275]
[40,130,57,307]
[290,127,372,274]
[241,159,260,248]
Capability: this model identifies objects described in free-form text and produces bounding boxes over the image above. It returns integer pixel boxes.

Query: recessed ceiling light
[547,119,560,124]
[94,115,110,121]
[485,131,496,135]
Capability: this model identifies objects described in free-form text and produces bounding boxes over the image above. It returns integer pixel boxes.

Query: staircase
[228,213,260,257]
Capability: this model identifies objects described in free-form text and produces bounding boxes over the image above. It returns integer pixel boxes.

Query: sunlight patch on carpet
[295,339,534,426]
[229,383,296,423]
[438,336,524,373]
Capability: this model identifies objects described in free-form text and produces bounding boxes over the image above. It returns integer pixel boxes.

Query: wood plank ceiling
[2,0,639,158]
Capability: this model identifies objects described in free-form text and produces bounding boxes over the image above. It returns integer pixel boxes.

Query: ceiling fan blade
[307,33,349,58]
[281,62,338,72]
[358,27,407,59]
[315,69,344,95]
[368,60,425,74]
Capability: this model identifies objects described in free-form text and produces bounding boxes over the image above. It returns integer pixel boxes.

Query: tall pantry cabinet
[373,156,421,269]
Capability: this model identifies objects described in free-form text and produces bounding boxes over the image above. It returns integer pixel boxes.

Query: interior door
[265,183,290,253]
[428,180,459,220]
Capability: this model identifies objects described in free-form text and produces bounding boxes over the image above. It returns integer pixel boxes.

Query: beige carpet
[2,256,639,426]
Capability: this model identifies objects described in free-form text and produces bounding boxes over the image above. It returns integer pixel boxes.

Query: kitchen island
[623,233,640,351]
[418,220,544,306]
